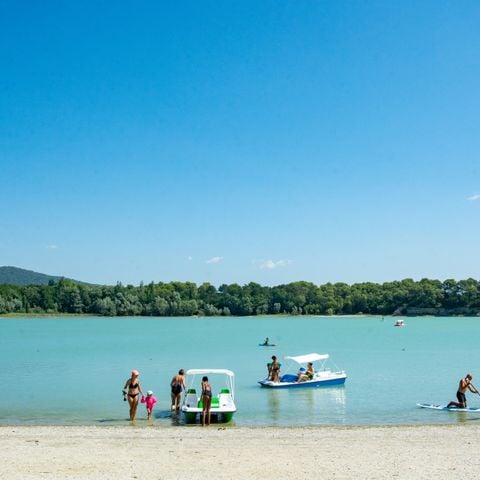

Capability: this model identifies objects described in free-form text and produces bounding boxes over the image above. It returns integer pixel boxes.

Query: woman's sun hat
[132,369,139,376]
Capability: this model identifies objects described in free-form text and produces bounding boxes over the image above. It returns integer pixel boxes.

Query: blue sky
[1,1,479,286]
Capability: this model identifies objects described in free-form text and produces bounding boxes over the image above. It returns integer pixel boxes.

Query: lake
[1,315,479,426]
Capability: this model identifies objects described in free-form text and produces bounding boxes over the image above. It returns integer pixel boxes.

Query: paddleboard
[417,403,480,412]
[258,343,276,347]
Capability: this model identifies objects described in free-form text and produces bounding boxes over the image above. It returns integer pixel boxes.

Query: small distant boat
[181,369,236,424]
[394,319,406,327]
[258,353,347,389]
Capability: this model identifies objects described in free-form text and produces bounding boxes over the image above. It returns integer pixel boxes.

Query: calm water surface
[1,316,480,426]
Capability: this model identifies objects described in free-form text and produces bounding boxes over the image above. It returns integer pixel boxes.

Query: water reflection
[267,390,281,423]
[455,411,468,424]
[331,386,347,406]
[170,410,183,426]
[264,386,347,425]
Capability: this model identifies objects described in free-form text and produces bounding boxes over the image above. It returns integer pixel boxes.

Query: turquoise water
[1,316,480,426]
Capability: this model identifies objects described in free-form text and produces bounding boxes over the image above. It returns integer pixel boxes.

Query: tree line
[1,277,479,316]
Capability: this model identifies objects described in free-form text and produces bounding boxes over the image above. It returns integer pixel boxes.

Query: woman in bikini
[123,370,143,421]
[201,376,212,426]
[270,355,281,383]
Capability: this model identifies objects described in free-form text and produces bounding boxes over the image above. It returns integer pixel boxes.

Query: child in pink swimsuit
[141,390,157,420]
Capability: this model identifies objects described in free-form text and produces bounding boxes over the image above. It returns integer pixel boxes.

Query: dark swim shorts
[456,391,467,405]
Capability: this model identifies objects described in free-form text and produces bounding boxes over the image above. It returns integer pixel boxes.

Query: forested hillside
[0,266,79,286]
[1,277,479,316]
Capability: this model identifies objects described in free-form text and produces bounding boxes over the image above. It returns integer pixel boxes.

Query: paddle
[470,382,480,398]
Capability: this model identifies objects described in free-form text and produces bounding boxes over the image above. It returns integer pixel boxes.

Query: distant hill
[0,266,84,286]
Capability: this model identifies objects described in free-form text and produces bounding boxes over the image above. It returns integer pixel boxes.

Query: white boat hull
[181,369,236,424]
[182,392,236,423]
[259,371,347,389]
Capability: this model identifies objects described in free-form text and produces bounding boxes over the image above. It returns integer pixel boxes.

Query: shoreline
[0,312,382,317]
[0,313,462,318]
[1,424,479,479]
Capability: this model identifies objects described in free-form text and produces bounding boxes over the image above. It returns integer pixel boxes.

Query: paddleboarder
[447,373,479,408]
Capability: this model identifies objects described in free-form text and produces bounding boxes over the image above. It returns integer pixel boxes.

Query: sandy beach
[1,424,479,479]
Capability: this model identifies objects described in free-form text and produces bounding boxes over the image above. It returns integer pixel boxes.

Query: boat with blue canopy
[258,353,347,389]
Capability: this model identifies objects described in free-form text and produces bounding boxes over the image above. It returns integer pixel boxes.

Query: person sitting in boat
[296,367,308,382]
[306,362,315,380]
[262,337,270,346]
[296,363,314,382]
[447,373,479,408]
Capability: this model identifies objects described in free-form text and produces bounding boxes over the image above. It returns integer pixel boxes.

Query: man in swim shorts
[447,373,479,408]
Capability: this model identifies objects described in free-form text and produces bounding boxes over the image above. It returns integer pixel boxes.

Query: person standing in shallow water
[124,370,143,421]
[141,390,157,420]
[447,373,479,408]
[170,368,186,412]
[201,376,212,426]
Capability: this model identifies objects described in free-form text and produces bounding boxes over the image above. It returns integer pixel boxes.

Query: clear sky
[1,1,479,286]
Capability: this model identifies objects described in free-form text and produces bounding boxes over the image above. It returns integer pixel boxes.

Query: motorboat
[394,319,406,327]
[258,353,347,389]
[181,369,236,423]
